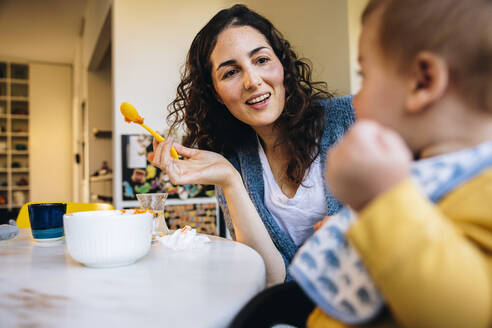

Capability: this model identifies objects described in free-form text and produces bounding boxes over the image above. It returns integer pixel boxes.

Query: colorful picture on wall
[121,134,215,201]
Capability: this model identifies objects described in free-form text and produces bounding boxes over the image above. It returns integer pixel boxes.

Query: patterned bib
[289,141,492,325]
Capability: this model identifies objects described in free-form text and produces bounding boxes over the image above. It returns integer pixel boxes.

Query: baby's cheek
[354,102,371,120]
[352,93,363,118]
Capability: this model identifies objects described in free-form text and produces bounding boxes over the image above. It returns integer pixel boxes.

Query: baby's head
[354,0,492,157]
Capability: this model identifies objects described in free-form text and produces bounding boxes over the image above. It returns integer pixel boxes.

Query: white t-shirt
[258,142,328,246]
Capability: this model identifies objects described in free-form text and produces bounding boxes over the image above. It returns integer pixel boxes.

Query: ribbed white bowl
[64,210,153,268]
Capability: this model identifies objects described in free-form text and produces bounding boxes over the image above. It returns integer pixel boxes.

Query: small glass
[136,193,169,241]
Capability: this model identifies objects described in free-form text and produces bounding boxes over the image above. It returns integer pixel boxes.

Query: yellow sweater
[308,169,492,328]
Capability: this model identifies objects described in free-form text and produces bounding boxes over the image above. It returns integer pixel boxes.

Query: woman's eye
[357,69,364,78]
[223,69,237,79]
[257,57,270,64]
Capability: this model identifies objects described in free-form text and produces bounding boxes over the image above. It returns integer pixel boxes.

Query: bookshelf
[0,61,30,210]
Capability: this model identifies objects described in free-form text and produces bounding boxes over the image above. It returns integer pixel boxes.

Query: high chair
[16,202,114,229]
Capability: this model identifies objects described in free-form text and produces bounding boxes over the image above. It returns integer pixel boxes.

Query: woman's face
[210,25,285,135]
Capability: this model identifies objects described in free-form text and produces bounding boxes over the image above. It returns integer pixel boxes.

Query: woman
[149,4,354,285]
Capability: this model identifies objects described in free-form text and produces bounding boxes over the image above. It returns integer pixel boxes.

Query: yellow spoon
[120,102,179,159]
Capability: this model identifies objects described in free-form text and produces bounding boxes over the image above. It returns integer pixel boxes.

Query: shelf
[0,132,28,137]
[10,97,28,101]
[90,174,112,182]
[0,188,29,192]
[0,78,28,84]
[10,79,28,84]
[93,128,112,138]
[0,61,30,211]
[12,186,29,190]
[11,115,28,120]
[11,168,29,172]
[0,204,22,209]
[0,169,29,172]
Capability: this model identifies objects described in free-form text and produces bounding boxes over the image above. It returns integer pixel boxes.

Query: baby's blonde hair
[362,0,492,111]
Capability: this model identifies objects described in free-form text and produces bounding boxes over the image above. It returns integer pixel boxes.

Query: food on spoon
[120,102,144,124]
[120,102,179,159]
[120,208,155,215]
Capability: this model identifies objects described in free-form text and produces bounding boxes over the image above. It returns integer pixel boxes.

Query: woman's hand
[148,137,239,188]
[326,120,412,211]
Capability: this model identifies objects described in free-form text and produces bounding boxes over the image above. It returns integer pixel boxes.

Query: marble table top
[0,229,266,328]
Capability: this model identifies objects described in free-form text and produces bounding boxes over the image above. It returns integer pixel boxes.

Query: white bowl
[64,210,153,268]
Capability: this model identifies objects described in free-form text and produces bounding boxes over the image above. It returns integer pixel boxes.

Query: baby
[290,0,492,327]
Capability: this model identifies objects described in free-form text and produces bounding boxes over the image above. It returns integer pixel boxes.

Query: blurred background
[0,0,367,227]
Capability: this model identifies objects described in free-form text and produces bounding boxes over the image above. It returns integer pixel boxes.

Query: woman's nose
[243,69,261,90]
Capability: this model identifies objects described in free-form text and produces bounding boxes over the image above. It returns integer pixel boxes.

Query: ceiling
[0,0,88,64]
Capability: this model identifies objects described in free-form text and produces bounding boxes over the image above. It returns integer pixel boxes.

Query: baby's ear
[405,51,449,114]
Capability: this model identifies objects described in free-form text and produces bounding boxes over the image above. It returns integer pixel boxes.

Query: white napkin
[158,226,210,250]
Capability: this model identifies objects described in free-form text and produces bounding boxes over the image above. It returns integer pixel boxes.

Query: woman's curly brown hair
[167,4,333,185]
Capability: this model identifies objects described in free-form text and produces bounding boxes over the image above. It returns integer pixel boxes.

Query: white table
[0,229,266,328]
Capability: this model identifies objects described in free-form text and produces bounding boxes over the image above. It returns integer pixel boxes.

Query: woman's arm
[149,137,286,285]
[221,170,286,285]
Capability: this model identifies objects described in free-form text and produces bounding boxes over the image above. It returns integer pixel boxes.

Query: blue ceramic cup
[28,203,67,241]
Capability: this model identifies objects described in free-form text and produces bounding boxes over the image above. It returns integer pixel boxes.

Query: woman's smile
[246,92,272,108]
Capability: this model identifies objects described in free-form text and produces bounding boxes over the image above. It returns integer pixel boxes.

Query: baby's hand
[326,120,411,211]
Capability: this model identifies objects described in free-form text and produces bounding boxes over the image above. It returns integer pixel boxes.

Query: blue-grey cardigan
[216,96,355,280]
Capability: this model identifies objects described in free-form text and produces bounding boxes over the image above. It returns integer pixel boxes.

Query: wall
[348,0,369,93]
[0,0,87,65]
[29,63,73,201]
[88,50,112,175]
[83,0,112,67]
[71,0,112,202]
[243,0,351,95]
[250,0,368,95]
[72,37,84,202]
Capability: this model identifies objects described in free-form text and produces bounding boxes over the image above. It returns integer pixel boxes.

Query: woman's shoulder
[318,96,354,120]
[318,96,355,133]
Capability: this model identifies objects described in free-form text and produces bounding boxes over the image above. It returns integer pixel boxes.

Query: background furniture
[0,61,29,215]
